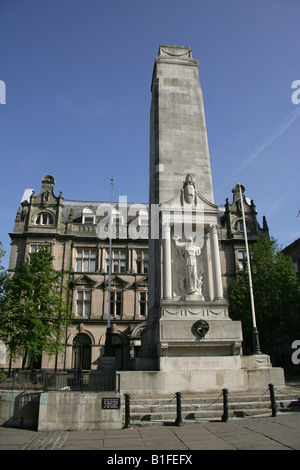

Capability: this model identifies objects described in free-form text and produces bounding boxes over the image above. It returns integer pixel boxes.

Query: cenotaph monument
[121,45,284,394]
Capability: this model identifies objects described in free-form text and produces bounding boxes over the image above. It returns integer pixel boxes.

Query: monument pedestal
[138,298,243,365]
[97,356,117,372]
[89,357,117,390]
[133,300,285,395]
[119,364,285,396]
[127,343,285,395]
[135,297,285,394]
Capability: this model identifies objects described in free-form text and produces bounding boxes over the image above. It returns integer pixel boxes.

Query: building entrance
[72,334,91,370]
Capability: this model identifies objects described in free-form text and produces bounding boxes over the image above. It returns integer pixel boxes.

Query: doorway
[72,334,91,370]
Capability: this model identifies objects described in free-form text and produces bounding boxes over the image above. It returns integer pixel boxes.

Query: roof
[61,199,149,222]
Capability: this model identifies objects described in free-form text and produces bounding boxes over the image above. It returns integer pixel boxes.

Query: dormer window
[137,209,148,226]
[82,207,95,224]
[84,216,94,224]
[35,212,54,225]
[111,208,124,226]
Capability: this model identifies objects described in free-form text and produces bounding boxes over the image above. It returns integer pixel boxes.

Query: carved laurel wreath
[192,320,209,339]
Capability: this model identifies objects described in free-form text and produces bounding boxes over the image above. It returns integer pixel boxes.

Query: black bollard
[175,392,182,426]
[268,383,277,417]
[124,393,131,428]
[221,388,229,422]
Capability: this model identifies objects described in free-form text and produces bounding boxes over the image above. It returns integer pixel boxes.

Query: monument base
[97,356,117,372]
[121,356,285,396]
[132,306,286,394]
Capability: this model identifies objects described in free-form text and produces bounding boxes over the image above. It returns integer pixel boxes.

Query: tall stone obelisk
[138,45,243,373]
[149,45,214,206]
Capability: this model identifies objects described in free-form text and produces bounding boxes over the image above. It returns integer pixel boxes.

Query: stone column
[127,246,132,272]
[204,233,214,301]
[162,222,172,299]
[210,225,223,300]
[98,245,102,272]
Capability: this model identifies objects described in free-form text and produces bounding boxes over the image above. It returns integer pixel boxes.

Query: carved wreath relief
[192,320,209,339]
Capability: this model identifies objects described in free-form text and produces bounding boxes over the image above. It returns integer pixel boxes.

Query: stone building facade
[218,183,269,286]
[4,175,267,371]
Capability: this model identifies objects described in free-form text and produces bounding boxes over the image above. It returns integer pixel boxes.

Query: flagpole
[239,183,262,355]
[104,178,113,356]
[108,178,113,329]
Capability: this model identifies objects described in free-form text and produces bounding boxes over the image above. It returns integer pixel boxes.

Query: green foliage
[0,244,71,365]
[0,369,6,383]
[0,242,5,266]
[227,234,300,357]
[0,242,7,315]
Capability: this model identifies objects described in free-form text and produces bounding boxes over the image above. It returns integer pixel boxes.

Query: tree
[0,242,7,319]
[0,242,5,266]
[0,244,71,368]
[227,234,300,362]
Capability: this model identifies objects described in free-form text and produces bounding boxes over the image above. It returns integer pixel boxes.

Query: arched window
[35,212,54,225]
[234,220,251,233]
[72,334,91,370]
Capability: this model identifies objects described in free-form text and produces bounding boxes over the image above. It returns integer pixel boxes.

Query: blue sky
[0,0,299,268]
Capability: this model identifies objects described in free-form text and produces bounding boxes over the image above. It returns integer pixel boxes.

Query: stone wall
[38,391,122,431]
[0,390,122,431]
[0,390,40,429]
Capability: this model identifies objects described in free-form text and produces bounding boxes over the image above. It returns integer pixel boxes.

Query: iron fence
[0,369,120,392]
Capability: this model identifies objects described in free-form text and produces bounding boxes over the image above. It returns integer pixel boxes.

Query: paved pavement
[0,411,299,452]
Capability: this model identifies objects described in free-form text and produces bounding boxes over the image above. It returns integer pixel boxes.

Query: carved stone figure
[183,174,195,204]
[173,236,202,295]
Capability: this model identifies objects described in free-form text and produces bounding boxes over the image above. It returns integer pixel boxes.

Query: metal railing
[0,369,120,392]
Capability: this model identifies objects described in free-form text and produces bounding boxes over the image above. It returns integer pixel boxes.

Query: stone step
[128,409,272,425]
[123,391,300,426]
[128,400,299,419]
[127,392,299,405]
[129,396,299,409]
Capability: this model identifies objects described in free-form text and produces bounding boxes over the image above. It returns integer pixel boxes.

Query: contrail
[267,175,299,216]
[239,106,300,172]
[216,106,300,198]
